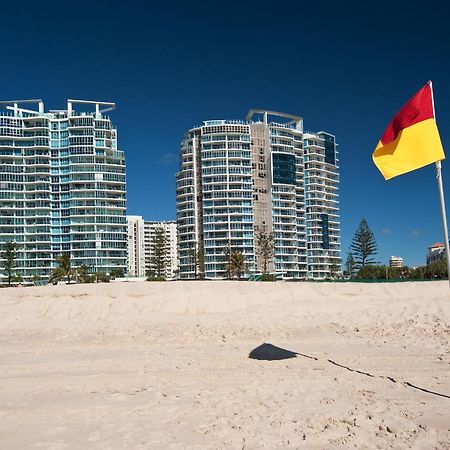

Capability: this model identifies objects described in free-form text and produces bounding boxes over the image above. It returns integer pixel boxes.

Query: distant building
[126,216,146,277]
[144,221,178,279]
[427,242,445,265]
[389,256,404,268]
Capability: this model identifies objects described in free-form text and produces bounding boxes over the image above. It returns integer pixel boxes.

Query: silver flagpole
[435,160,450,284]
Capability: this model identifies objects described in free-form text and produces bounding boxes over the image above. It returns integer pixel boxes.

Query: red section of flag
[380,82,434,145]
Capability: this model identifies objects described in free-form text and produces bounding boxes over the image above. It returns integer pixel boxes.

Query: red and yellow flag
[373,81,445,180]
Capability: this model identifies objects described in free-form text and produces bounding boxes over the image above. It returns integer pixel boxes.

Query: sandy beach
[1,281,449,449]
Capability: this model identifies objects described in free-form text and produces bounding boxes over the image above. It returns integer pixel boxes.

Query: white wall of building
[127,215,146,277]
[144,221,178,279]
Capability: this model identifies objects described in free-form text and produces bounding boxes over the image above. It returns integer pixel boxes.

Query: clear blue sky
[2,0,449,267]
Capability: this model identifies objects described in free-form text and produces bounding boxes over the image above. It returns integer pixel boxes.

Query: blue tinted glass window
[320,134,336,165]
[324,141,335,165]
[272,153,296,185]
[321,213,329,249]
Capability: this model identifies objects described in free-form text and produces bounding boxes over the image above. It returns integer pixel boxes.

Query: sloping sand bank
[1,281,449,449]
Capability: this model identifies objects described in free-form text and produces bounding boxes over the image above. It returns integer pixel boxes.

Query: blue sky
[2,0,449,267]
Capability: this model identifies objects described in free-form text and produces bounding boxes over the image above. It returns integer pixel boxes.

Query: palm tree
[229,251,246,280]
[76,264,93,283]
[51,253,75,284]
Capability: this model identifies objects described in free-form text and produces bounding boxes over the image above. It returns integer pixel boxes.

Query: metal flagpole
[435,160,450,284]
[430,81,450,283]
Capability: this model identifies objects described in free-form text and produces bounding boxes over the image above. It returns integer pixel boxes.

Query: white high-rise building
[144,221,178,279]
[176,109,341,280]
[126,215,145,277]
[303,131,341,278]
[0,99,127,282]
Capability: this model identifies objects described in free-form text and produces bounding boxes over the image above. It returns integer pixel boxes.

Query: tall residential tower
[176,110,340,280]
[0,99,127,282]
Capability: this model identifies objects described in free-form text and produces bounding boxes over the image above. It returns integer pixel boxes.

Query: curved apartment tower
[177,120,254,278]
[176,110,340,280]
[303,131,341,278]
[0,99,127,282]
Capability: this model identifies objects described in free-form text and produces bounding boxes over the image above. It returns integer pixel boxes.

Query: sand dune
[1,281,449,449]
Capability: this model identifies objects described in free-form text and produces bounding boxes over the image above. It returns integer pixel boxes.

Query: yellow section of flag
[373,118,445,180]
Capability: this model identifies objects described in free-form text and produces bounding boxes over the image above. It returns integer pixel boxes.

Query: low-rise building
[427,242,445,265]
[144,220,178,279]
[389,255,404,268]
[127,216,146,277]
[127,216,179,279]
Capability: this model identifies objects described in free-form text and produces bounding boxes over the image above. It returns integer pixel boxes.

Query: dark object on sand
[249,343,298,361]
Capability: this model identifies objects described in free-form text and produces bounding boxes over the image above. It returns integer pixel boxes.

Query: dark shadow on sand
[248,342,450,400]
[248,343,298,360]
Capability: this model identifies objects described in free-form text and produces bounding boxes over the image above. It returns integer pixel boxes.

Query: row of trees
[0,242,123,286]
[345,218,448,280]
[224,231,275,280]
[353,259,447,280]
[350,260,448,280]
[7,217,442,283]
[49,253,124,284]
[183,230,275,280]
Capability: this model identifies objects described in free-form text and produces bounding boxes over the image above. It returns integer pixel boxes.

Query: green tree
[146,270,165,281]
[229,251,246,279]
[411,265,426,279]
[188,244,198,279]
[95,272,110,283]
[151,228,168,278]
[350,219,378,268]
[224,243,232,280]
[425,259,447,279]
[356,265,408,280]
[186,242,205,280]
[345,252,356,278]
[356,265,385,280]
[51,253,75,284]
[76,265,94,283]
[329,261,341,279]
[255,230,274,274]
[196,247,205,279]
[32,274,41,284]
[10,273,23,284]
[2,241,18,286]
[110,268,124,279]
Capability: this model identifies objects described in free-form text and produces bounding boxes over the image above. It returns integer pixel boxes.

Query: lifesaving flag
[373,81,445,180]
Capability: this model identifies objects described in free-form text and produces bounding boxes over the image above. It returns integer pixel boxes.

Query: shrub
[260,273,275,282]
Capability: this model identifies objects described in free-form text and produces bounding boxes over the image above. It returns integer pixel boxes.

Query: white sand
[1,281,449,449]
